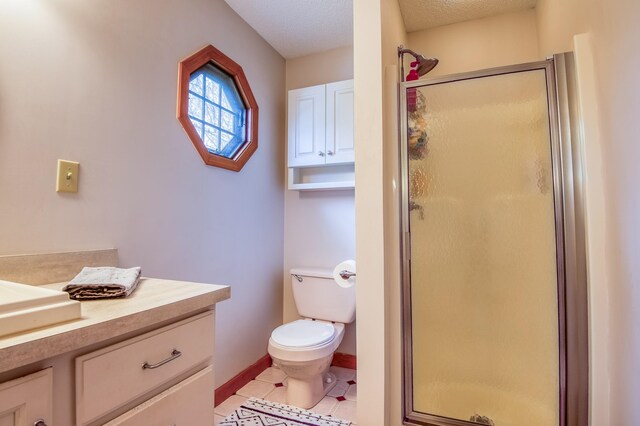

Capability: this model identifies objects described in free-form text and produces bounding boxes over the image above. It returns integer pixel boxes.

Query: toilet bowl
[268,320,345,408]
[268,268,356,409]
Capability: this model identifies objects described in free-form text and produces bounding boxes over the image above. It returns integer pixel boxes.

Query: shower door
[400,58,586,426]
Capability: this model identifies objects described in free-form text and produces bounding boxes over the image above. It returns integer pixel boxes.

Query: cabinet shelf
[288,164,355,191]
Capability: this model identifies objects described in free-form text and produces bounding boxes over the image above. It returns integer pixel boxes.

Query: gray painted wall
[0,0,286,385]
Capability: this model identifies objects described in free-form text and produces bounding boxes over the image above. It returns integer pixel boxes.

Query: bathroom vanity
[0,251,230,426]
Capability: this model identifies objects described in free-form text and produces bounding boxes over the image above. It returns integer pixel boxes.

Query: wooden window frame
[177,45,258,172]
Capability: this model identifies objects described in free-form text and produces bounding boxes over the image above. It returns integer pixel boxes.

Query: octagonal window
[188,65,246,158]
[177,45,258,172]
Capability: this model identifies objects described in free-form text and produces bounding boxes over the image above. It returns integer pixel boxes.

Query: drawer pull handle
[34,420,47,426]
[142,349,182,370]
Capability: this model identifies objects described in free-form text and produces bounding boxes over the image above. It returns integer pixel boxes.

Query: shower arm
[398,45,419,82]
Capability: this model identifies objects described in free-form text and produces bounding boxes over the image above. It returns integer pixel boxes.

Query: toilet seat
[271,319,335,348]
[268,321,345,363]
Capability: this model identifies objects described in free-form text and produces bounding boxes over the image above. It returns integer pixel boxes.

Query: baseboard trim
[215,354,272,406]
[332,352,357,370]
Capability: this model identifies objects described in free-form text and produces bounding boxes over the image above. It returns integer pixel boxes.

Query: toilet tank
[291,268,356,324]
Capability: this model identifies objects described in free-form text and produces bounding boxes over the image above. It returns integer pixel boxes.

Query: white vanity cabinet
[0,275,229,426]
[75,311,214,425]
[287,79,354,190]
[0,369,52,426]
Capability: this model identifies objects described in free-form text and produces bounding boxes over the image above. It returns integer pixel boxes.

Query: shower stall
[399,54,588,426]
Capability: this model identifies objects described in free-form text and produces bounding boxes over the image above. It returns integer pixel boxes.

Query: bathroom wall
[381,1,408,424]
[0,0,285,386]
[536,0,588,56]
[283,45,356,355]
[353,0,408,423]
[407,9,540,77]
[536,0,640,424]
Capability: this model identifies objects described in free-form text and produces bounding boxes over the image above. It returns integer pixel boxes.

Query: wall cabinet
[288,79,354,190]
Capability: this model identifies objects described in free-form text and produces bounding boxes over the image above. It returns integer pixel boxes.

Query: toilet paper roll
[333,260,356,288]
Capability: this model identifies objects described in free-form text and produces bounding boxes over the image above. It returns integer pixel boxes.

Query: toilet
[268,268,356,409]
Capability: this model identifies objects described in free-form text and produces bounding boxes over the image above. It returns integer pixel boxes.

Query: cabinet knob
[327,150,335,156]
[318,151,325,157]
[34,420,48,426]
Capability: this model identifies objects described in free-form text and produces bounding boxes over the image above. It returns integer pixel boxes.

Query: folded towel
[63,267,142,300]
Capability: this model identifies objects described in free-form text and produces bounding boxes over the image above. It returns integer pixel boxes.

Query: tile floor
[215,365,357,425]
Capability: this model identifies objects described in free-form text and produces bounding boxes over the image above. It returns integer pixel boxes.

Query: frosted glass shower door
[403,66,561,426]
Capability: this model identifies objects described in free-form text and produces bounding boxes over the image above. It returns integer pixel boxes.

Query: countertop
[0,278,230,373]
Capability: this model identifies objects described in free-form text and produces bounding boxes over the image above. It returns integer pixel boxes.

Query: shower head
[413,54,439,76]
[398,46,439,80]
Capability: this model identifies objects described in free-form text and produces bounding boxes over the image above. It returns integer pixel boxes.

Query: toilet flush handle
[292,274,303,282]
[339,270,356,280]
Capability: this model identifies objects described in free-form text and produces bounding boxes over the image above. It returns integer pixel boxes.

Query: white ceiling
[224,0,353,59]
[224,0,537,59]
[399,0,537,32]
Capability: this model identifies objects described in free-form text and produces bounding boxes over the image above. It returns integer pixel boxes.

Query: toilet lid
[271,320,335,348]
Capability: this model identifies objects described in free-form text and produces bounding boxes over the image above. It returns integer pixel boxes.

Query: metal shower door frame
[398,55,588,426]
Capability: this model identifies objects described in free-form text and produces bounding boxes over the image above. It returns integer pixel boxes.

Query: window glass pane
[189,73,204,96]
[221,110,234,132]
[220,132,234,150]
[205,103,219,126]
[189,63,248,159]
[188,94,203,120]
[190,118,203,138]
[205,77,220,103]
[221,90,232,110]
[204,125,219,151]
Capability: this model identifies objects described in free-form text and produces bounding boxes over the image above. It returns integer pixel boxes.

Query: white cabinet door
[325,80,354,165]
[288,84,326,167]
[0,368,52,426]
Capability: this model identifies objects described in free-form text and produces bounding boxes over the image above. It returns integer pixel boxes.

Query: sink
[0,280,81,337]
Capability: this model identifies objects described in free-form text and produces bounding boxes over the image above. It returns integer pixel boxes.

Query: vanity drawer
[75,311,214,425]
[104,365,214,426]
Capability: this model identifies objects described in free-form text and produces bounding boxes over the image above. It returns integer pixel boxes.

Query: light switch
[56,159,79,193]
